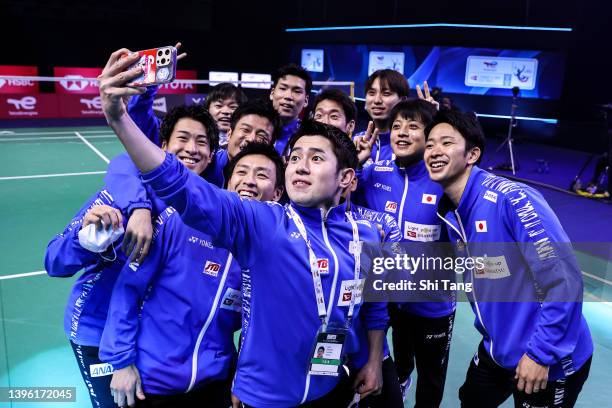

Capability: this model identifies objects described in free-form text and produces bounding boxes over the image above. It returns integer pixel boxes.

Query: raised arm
[98,48,165,173]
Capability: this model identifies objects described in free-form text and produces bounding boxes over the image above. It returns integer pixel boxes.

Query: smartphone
[126,46,177,86]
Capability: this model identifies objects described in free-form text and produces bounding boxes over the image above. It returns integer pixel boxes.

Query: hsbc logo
[60,75,94,92]
[0,79,35,88]
[80,96,102,110]
[203,261,221,277]
[7,96,36,110]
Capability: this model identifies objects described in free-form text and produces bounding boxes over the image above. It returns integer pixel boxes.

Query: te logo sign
[7,96,36,110]
[80,96,102,110]
[203,261,221,277]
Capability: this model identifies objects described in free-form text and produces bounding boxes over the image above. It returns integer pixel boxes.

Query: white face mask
[78,223,125,253]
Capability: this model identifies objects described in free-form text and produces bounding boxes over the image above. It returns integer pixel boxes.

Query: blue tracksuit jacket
[355,159,455,317]
[437,166,593,380]
[141,153,389,407]
[45,189,128,347]
[99,206,242,395]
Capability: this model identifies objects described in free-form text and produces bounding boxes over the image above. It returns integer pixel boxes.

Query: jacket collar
[394,159,429,180]
[289,200,349,225]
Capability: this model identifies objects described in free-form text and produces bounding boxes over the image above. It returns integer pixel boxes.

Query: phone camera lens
[157,50,163,56]
[165,49,170,55]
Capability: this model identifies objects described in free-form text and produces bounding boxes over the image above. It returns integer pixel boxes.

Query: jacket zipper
[398,172,409,238]
[454,211,499,366]
[186,252,234,392]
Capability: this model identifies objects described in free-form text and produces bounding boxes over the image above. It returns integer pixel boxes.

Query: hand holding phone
[125,46,177,86]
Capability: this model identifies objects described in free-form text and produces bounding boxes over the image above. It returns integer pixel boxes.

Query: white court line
[0,271,47,280]
[0,171,106,181]
[75,131,110,164]
[582,271,612,286]
[0,134,115,142]
[0,130,111,136]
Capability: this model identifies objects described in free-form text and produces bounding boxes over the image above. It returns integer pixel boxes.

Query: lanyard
[345,212,361,326]
[288,205,361,329]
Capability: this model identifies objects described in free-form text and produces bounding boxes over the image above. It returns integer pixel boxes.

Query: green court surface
[0,126,611,407]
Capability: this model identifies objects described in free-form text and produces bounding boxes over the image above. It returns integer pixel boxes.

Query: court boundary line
[0,134,115,142]
[0,171,106,181]
[75,131,110,164]
[0,130,112,136]
[0,271,47,280]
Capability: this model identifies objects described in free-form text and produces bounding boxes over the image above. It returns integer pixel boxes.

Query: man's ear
[304,94,309,107]
[346,120,356,137]
[269,87,275,101]
[161,140,168,151]
[226,128,233,142]
[467,147,481,165]
[339,168,355,189]
[272,186,284,202]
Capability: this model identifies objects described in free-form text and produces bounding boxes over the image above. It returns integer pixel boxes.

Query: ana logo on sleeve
[385,201,398,213]
[475,221,488,232]
[421,193,437,205]
[483,191,498,203]
[203,261,222,277]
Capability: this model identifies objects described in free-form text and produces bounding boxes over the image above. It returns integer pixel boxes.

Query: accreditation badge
[308,324,348,377]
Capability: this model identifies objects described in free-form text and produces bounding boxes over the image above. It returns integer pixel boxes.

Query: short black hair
[388,98,437,129]
[365,69,409,98]
[288,119,358,171]
[424,110,486,165]
[272,63,313,94]
[205,83,247,109]
[312,88,357,123]
[230,99,282,144]
[159,105,219,152]
[226,142,285,190]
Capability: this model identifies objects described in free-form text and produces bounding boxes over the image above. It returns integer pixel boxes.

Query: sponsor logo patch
[404,221,441,242]
[90,363,114,378]
[385,201,398,213]
[374,182,392,192]
[317,258,329,274]
[474,255,510,279]
[374,166,394,172]
[421,194,437,204]
[337,279,365,306]
[483,190,498,203]
[220,287,242,312]
[203,261,221,277]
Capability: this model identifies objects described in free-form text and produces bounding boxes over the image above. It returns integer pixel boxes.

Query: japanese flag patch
[421,194,437,205]
[475,221,488,232]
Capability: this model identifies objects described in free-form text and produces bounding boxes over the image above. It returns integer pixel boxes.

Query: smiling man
[45,103,220,408]
[354,99,456,407]
[269,63,312,156]
[205,82,248,147]
[353,69,409,164]
[98,47,388,408]
[311,88,356,137]
[424,109,593,408]
[202,99,281,188]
